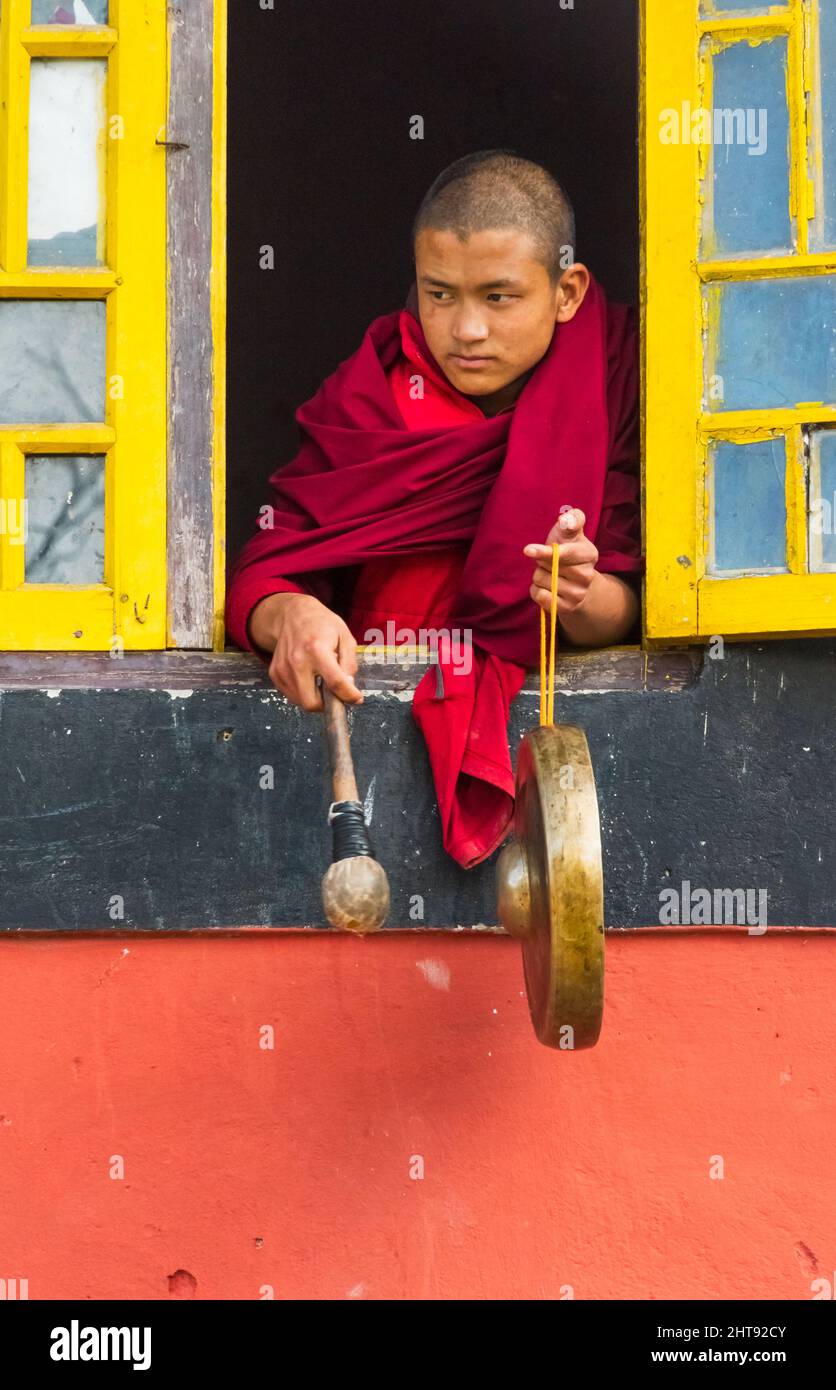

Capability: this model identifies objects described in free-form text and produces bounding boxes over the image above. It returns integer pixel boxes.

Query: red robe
[226,277,643,868]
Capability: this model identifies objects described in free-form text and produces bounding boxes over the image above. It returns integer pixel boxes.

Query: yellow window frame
[642,0,836,643]
[0,0,167,650]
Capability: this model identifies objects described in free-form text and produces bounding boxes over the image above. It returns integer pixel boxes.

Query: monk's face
[414,228,589,405]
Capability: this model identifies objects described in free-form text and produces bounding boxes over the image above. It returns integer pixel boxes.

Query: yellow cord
[539,541,559,727]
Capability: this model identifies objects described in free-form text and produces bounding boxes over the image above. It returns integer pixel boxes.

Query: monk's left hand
[523,508,598,615]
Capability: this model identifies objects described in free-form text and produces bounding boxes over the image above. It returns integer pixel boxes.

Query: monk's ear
[554,264,591,323]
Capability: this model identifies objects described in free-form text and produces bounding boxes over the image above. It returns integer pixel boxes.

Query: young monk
[227,151,643,868]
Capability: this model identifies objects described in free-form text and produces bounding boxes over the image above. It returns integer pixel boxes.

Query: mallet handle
[321,684,360,803]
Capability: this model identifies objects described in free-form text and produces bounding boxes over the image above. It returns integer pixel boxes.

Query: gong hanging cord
[539,540,559,727]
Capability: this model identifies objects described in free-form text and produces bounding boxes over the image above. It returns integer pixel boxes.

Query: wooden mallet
[319,680,390,934]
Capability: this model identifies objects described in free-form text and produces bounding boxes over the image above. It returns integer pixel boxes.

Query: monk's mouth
[450,355,494,370]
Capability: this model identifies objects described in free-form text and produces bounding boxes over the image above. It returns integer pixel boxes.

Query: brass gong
[496,723,605,1050]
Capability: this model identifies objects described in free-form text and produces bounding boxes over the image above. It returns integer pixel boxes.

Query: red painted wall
[0,930,833,1301]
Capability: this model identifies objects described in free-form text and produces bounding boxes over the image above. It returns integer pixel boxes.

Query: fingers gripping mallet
[319,681,390,934]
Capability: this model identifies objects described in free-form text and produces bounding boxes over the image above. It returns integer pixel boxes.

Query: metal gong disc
[496,724,604,1050]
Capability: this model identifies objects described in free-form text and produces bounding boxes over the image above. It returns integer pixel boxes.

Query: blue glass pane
[810,430,836,569]
[31,2,108,22]
[25,455,105,583]
[706,277,836,411]
[702,1,788,11]
[0,300,106,424]
[705,38,791,257]
[711,437,787,573]
[811,0,836,251]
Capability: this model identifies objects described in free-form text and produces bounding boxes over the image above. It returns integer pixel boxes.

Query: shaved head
[412,151,575,283]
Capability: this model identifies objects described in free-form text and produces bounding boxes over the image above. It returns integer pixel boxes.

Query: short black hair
[412,150,576,282]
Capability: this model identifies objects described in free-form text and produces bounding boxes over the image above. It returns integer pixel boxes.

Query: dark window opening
[227,0,640,625]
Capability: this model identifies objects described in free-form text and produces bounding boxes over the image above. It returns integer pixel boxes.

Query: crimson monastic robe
[226,276,643,868]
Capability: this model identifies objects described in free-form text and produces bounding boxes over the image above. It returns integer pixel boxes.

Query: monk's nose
[452,310,489,345]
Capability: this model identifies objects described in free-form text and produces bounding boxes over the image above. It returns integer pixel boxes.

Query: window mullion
[789,0,812,255]
[786,425,810,576]
[0,441,24,589]
[0,0,30,272]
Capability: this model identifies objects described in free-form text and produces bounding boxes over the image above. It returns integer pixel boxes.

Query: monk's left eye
[487,294,514,303]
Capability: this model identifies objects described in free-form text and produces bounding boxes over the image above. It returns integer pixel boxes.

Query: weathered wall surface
[1,641,833,1300]
[0,640,833,930]
[0,929,832,1301]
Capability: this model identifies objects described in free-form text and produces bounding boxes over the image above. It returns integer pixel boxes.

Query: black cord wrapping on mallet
[328,800,373,861]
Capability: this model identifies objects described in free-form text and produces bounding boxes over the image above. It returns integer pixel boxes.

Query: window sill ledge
[0,645,702,693]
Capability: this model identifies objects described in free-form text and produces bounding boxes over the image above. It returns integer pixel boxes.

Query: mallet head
[322,854,390,934]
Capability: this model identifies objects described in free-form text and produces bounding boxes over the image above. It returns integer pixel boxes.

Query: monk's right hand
[248,592,363,712]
